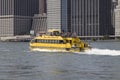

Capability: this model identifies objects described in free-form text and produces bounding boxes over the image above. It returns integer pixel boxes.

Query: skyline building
[0,0,39,36]
[40,0,47,14]
[32,0,47,34]
[115,0,120,38]
[0,0,115,38]
[47,0,62,30]
[47,0,114,37]
[112,0,118,30]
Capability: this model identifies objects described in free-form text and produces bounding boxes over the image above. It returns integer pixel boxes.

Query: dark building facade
[0,0,39,36]
[47,0,114,37]
[67,0,114,36]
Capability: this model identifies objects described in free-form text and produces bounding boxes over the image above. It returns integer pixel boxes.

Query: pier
[0,35,32,42]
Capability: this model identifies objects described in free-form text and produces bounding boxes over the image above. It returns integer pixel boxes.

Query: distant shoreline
[0,35,32,42]
[0,35,120,42]
[1,39,120,42]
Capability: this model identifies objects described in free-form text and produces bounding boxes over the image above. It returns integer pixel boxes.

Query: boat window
[31,39,37,43]
[49,40,51,43]
[48,40,49,43]
[52,40,54,43]
[59,40,64,44]
[70,40,72,44]
[58,40,61,44]
[46,40,48,43]
[39,39,42,43]
[41,40,43,43]
[57,40,59,43]
[34,39,66,44]
[66,40,69,43]
[55,40,57,43]
[44,40,46,43]
[53,40,56,43]
[51,40,53,43]
[54,40,56,43]
[36,39,38,43]
[45,40,48,43]
[39,40,41,43]
[48,40,50,43]
[43,40,45,43]
[50,40,52,43]
[36,39,39,43]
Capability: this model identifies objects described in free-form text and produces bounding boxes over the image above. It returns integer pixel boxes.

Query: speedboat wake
[76,48,120,56]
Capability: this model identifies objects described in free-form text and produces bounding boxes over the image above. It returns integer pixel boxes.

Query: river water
[0,41,120,80]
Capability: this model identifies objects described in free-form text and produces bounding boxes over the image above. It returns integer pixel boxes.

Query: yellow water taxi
[29,29,91,52]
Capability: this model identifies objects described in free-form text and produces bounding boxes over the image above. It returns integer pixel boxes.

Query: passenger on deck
[71,32,77,38]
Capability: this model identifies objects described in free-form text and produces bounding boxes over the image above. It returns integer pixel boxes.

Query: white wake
[82,48,120,56]
[32,48,120,56]
[31,48,68,52]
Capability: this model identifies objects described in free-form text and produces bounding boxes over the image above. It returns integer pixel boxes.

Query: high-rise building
[32,0,47,34]
[0,0,39,36]
[115,0,120,38]
[39,0,47,14]
[32,13,47,34]
[47,0,114,37]
[47,0,62,30]
[112,0,118,29]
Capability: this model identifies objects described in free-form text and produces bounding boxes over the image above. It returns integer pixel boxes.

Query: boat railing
[36,30,78,38]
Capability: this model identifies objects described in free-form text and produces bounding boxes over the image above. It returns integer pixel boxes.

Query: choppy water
[0,41,120,80]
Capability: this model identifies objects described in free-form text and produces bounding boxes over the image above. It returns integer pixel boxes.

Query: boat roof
[48,29,61,33]
[34,35,64,40]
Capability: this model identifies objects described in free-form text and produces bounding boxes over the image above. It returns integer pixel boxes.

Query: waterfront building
[115,0,120,38]
[32,13,47,34]
[32,0,47,34]
[47,0,62,30]
[0,0,38,36]
[112,0,118,30]
[39,0,47,14]
[47,0,114,37]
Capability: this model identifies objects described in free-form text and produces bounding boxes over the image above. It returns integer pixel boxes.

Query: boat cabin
[31,39,65,44]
